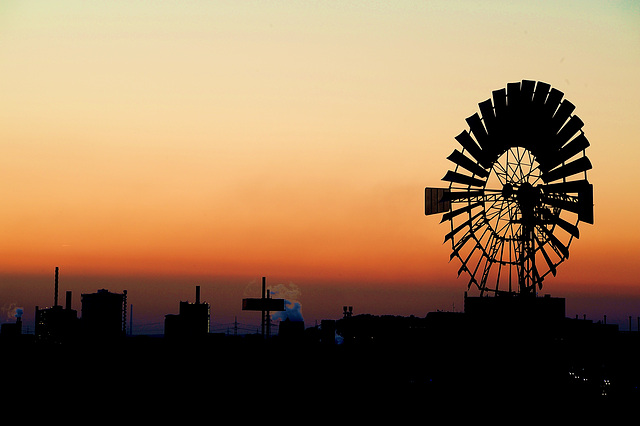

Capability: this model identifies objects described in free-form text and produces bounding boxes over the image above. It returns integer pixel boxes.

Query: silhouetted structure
[463,291,566,334]
[2,261,639,405]
[81,289,127,338]
[164,285,210,339]
[418,81,617,399]
[426,79,594,297]
[277,317,305,342]
[242,277,285,338]
[35,299,79,343]
[320,319,336,345]
[0,315,22,338]
[34,267,79,343]
[342,305,353,318]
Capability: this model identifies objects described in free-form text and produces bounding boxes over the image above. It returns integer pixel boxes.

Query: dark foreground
[2,319,639,420]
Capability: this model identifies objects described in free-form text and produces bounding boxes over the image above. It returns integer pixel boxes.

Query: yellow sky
[1,1,639,329]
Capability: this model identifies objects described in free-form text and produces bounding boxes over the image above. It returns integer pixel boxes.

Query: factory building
[32,268,128,342]
[1,315,23,338]
[35,292,79,343]
[81,289,128,339]
[34,267,80,343]
[278,317,305,341]
[164,286,210,339]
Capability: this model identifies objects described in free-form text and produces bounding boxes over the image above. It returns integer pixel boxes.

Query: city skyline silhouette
[3,266,640,410]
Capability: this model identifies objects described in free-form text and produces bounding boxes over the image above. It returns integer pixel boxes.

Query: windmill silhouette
[426,80,593,297]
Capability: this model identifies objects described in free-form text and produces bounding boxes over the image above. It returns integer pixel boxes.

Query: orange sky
[1,1,639,332]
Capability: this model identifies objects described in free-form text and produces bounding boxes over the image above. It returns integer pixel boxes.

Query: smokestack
[66,291,72,310]
[261,277,266,338]
[54,267,59,307]
[266,288,271,338]
[196,286,201,305]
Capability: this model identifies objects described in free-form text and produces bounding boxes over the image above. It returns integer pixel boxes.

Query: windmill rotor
[425,80,593,297]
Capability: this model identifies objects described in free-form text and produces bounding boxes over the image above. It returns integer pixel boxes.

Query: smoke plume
[2,303,23,321]
[270,282,304,322]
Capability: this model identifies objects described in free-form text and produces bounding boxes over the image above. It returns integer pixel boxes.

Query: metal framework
[426,80,593,297]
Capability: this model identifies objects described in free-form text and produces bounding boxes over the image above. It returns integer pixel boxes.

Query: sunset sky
[1,1,639,333]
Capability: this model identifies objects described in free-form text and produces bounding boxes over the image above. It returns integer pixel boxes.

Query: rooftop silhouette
[1,268,639,411]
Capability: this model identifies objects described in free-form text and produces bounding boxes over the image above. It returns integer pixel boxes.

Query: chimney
[195,286,201,305]
[343,306,353,318]
[261,277,266,338]
[54,266,59,307]
[66,291,72,310]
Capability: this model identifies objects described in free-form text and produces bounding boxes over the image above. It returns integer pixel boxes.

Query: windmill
[425,80,593,298]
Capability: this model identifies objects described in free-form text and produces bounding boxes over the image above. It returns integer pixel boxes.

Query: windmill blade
[553,115,584,149]
[534,234,557,277]
[491,88,509,149]
[539,179,591,195]
[520,80,536,103]
[544,88,564,117]
[492,88,508,119]
[453,219,492,262]
[451,231,474,261]
[479,231,501,285]
[466,112,490,150]
[440,201,483,223]
[444,217,471,243]
[444,211,483,243]
[542,195,582,217]
[554,216,580,239]
[538,134,590,172]
[550,100,575,135]
[447,150,490,178]
[442,170,486,188]
[539,225,570,259]
[532,81,551,106]
[541,156,592,183]
[451,230,482,264]
[469,249,490,291]
[478,99,496,135]
[454,130,490,168]
[538,208,580,238]
[532,264,544,290]
[507,81,522,108]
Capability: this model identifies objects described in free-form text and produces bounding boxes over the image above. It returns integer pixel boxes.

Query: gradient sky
[1,1,639,333]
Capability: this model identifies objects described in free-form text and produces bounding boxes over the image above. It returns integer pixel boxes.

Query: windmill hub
[500,182,541,217]
[516,182,541,216]
[501,183,514,199]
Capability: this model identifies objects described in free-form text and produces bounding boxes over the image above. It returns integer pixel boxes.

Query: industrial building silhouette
[164,285,210,339]
[1,268,639,408]
[31,268,128,343]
